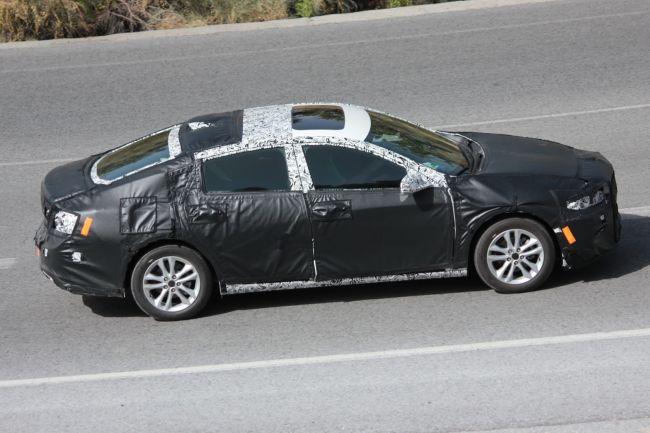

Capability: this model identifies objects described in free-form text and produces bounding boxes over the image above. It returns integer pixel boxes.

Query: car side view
[35,103,621,320]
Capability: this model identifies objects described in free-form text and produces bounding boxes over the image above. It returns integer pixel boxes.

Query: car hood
[41,156,95,208]
[457,132,581,177]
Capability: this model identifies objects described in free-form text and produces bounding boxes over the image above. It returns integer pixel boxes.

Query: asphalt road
[1,0,650,431]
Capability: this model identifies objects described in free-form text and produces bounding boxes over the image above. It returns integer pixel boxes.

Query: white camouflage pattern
[293,135,447,189]
[53,211,78,234]
[283,143,308,192]
[167,125,182,156]
[187,122,211,130]
[195,103,447,191]
[224,268,468,294]
[242,104,292,145]
[92,103,450,188]
[290,144,314,191]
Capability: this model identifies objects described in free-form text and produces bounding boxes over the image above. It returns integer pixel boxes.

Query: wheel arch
[123,239,220,296]
[467,211,561,274]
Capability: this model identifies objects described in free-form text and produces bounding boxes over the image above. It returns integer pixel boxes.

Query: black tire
[474,217,555,293]
[131,245,213,320]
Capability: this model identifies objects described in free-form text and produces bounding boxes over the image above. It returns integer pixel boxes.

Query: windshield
[95,127,174,182]
[365,111,469,175]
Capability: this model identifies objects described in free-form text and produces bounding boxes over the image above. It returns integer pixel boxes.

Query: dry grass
[208,0,287,24]
[0,0,456,41]
[0,0,289,40]
[1,0,89,41]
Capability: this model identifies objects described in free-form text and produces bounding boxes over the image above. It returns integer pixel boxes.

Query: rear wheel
[474,218,555,293]
[131,245,213,320]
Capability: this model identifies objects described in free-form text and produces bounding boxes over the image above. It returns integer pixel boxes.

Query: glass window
[365,111,469,175]
[180,110,243,152]
[203,148,290,192]
[292,105,345,130]
[303,145,406,190]
[95,127,173,182]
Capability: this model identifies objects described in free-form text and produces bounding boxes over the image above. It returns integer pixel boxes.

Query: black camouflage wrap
[35,104,621,298]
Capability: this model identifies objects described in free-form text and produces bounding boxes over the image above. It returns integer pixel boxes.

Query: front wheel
[131,245,213,320]
[474,218,555,293]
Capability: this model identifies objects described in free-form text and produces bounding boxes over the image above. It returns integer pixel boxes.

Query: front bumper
[35,221,124,297]
[557,193,621,269]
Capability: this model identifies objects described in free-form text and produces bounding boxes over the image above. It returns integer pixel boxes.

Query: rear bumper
[39,265,123,297]
[35,222,124,298]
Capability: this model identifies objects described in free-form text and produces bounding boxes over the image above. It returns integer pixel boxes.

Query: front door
[185,147,314,284]
[301,145,453,280]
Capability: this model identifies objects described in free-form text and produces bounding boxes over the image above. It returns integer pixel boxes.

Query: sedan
[35,103,621,320]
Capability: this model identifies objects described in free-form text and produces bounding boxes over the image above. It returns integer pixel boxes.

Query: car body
[35,103,621,320]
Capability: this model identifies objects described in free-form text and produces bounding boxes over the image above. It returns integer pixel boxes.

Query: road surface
[1,0,649,431]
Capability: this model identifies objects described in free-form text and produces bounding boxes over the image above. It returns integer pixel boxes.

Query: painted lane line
[433,103,650,129]
[620,205,650,215]
[0,0,567,51]
[0,158,77,168]
[3,100,650,169]
[1,9,648,74]
[1,327,650,389]
[0,258,17,270]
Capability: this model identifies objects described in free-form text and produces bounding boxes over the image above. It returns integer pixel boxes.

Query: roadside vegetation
[0,0,458,42]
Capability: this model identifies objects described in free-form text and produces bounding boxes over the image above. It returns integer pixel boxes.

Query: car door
[184,146,314,284]
[301,144,453,280]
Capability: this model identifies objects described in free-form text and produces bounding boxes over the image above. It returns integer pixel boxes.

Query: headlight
[54,211,78,234]
[566,189,605,210]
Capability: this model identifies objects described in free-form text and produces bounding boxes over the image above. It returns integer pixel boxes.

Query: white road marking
[0,0,568,51]
[1,9,647,74]
[2,101,650,168]
[2,206,647,387]
[433,103,650,129]
[0,158,76,168]
[1,327,650,389]
[0,258,17,270]
[620,205,650,215]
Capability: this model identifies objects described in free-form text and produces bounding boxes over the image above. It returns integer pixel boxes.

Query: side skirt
[223,268,467,295]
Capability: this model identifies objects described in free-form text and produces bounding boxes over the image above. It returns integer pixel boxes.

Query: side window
[202,148,290,192]
[303,145,406,190]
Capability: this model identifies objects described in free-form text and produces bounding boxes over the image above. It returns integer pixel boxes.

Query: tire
[473,217,555,293]
[131,245,213,320]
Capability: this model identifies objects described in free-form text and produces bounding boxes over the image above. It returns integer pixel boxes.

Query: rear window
[95,127,173,182]
[292,105,345,130]
[180,110,243,153]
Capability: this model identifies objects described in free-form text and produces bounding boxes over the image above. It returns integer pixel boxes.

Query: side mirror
[400,170,436,194]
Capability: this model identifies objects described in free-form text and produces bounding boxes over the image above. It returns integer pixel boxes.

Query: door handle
[311,201,352,220]
[312,204,336,217]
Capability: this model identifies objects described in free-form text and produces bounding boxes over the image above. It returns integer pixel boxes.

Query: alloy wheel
[486,229,545,285]
[142,256,201,312]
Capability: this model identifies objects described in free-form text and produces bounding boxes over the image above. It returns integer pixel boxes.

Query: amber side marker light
[80,217,93,236]
[562,226,576,245]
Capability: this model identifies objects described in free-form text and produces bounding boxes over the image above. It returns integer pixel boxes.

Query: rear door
[184,147,314,284]
[301,144,453,280]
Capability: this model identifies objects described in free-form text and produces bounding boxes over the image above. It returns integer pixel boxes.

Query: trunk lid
[41,157,95,214]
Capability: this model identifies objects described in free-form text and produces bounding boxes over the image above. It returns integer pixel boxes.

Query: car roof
[244,103,372,143]
[181,103,373,154]
[180,110,244,153]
